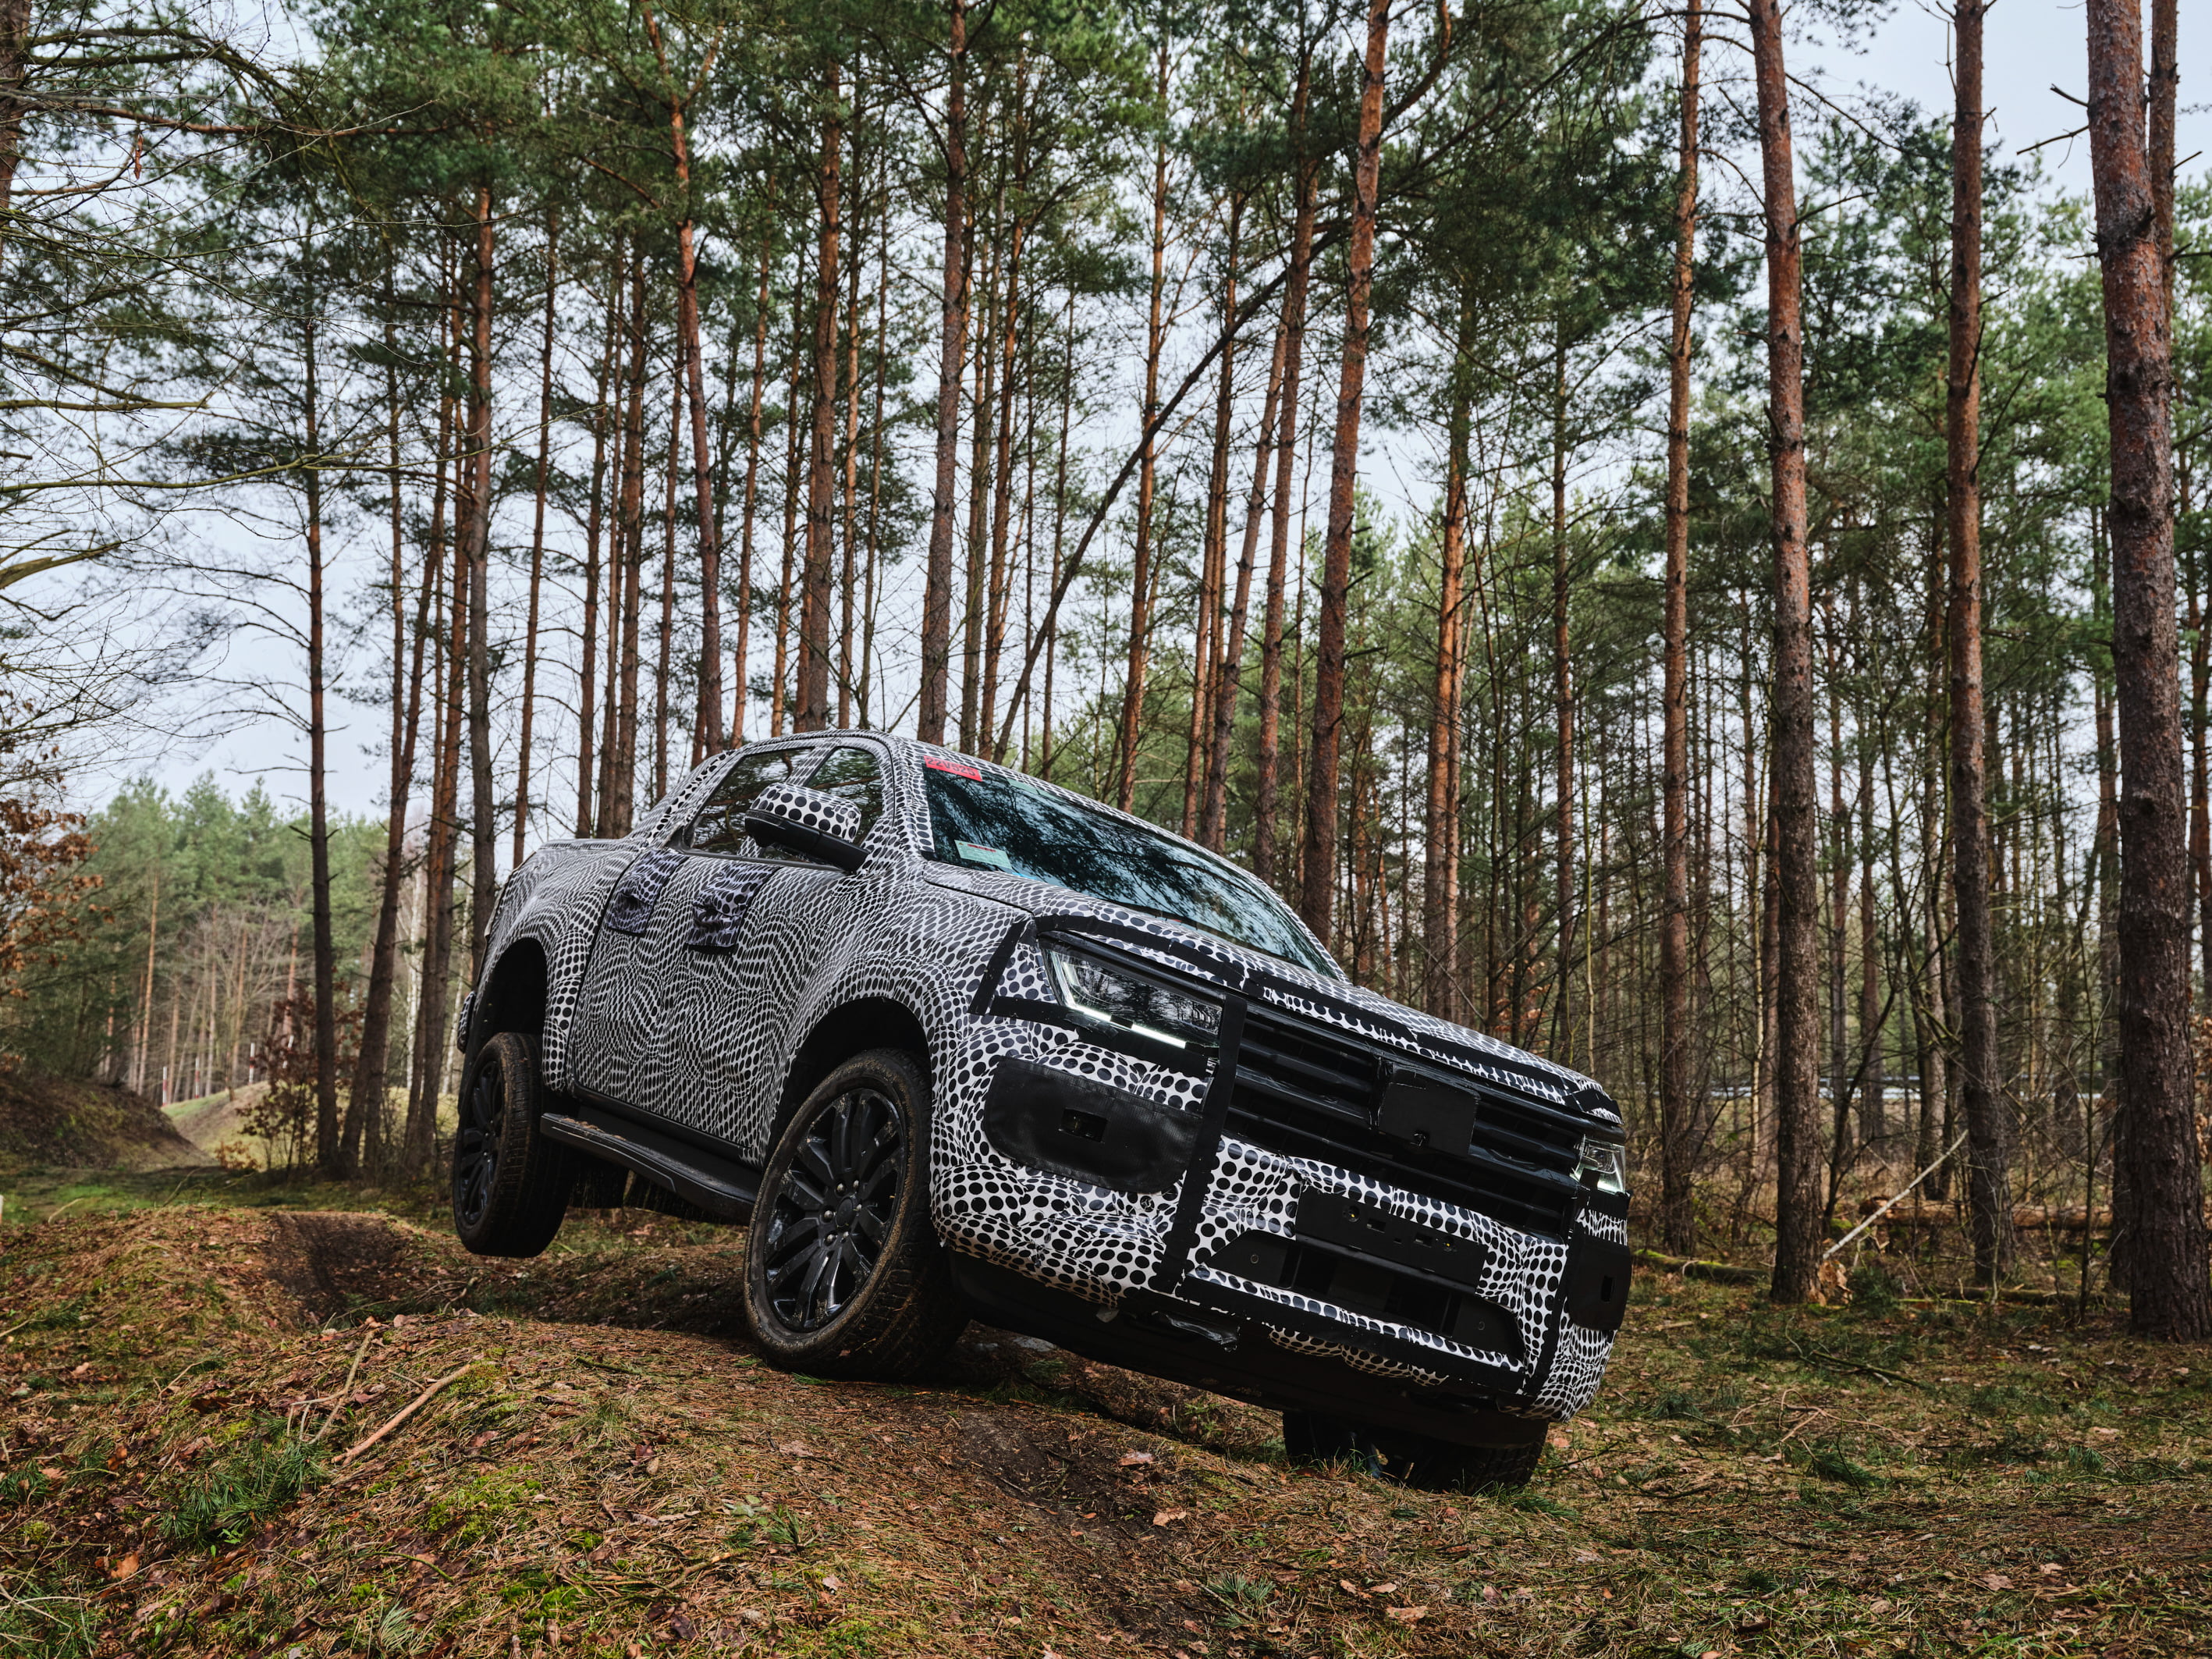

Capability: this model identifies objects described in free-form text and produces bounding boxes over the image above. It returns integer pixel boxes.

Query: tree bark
[514,208,559,868]
[1947,0,2015,1282]
[0,0,31,219]
[302,266,340,1177]
[642,2,726,755]
[574,261,621,836]
[1254,59,1315,889]
[2088,0,2210,1339]
[1749,0,1823,1305]
[407,386,472,1178]
[733,217,774,747]
[1421,421,1469,1021]
[1300,0,1390,943]
[462,185,498,980]
[606,257,650,834]
[345,258,438,1177]
[1659,0,1702,1252]
[798,62,842,732]
[1116,40,1174,812]
[1187,197,1242,838]
[1202,304,1289,853]
[918,0,968,744]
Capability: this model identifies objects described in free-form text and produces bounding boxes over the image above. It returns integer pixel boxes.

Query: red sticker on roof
[925,757,984,780]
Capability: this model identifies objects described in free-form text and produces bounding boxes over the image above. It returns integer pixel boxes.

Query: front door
[666,741,897,1154]
[566,745,816,1118]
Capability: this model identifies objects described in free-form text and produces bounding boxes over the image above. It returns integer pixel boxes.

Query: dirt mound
[0,1064,213,1171]
[165,1082,269,1165]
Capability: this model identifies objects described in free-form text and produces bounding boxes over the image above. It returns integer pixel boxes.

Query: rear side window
[806,746,886,838]
[688,748,817,853]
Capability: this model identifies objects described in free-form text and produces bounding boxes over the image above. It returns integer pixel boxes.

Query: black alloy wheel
[453,1054,508,1231]
[450,1030,575,1258]
[741,1048,965,1379]
[758,1085,907,1330]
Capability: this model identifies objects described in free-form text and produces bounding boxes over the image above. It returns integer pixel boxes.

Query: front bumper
[950,913,1629,1421]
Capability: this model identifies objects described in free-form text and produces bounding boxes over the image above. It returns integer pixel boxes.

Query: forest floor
[0,1184,2205,1659]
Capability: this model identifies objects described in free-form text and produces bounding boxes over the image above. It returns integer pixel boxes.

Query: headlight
[1044,947,1222,1050]
[1575,1135,1629,1196]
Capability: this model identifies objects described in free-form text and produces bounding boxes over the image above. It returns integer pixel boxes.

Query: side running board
[539,1111,759,1223]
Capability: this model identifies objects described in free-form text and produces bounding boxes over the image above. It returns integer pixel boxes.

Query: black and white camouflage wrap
[476,731,1627,1421]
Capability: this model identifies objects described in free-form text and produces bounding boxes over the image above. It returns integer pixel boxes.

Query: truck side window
[804,746,886,838]
[688,748,816,854]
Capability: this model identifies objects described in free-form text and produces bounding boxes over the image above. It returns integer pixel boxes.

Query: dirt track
[1,1203,2207,1657]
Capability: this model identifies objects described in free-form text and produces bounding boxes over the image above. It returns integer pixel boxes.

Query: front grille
[1224,1007,1585,1239]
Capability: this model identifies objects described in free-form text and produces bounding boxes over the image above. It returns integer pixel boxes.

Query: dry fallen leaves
[1386,1606,1428,1623]
[1152,1509,1189,1526]
[1119,1451,1154,1467]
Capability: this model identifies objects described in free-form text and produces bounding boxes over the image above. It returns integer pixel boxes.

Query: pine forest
[2,0,2208,1339]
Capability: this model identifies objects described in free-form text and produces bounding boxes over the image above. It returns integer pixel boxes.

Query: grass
[161,1431,325,1549]
[0,1188,2204,1655]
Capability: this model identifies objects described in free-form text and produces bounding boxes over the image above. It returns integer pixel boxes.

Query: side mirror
[744,780,867,872]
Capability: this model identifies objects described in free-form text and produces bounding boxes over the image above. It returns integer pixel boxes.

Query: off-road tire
[451,1032,576,1258]
[1284,1411,1546,1491]
[742,1049,965,1380]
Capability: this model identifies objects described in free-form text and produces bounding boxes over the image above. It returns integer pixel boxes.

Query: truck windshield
[920,759,1335,975]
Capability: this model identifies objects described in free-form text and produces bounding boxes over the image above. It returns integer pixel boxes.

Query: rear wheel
[741,1049,965,1379]
[452,1032,575,1258]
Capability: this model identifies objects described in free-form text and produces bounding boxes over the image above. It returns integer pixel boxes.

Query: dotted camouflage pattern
[478,731,1626,1421]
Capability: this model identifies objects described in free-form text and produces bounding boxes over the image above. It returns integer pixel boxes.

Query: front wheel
[741,1049,965,1380]
[452,1032,575,1258]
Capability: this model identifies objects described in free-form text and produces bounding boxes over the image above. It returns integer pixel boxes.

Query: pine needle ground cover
[0,1203,2204,1658]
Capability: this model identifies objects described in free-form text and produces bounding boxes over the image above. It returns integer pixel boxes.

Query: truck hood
[921,861,1617,1124]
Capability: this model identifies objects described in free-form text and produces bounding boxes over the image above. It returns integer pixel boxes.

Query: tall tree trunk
[1550,336,1575,1053]
[1659,0,1702,1250]
[1254,60,1315,889]
[1947,0,2015,1280]
[2089,0,2210,1339]
[575,261,622,836]
[463,185,498,980]
[980,57,1031,758]
[607,258,650,834]
[643,1,726,754]
[733,218,774,746]
[798,62,843,732]
[1116,39,1174,811]
[1187,197,1243,838]
[653,378,680,798]
[514,208,559,867]
[1424,316,1472,1019]
[1299,0,1389,942]
[918,0,968,744]
[302,268,340,1176]
[1749,0,1823,1305]
[407,399,472,1179]
[960,239,996,751]
[1203,307,1289,852]
[0,0,30,222]
[345,258,438,1175]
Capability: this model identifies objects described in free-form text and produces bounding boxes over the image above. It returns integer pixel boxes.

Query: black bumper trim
[948,1253,1550,1449]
